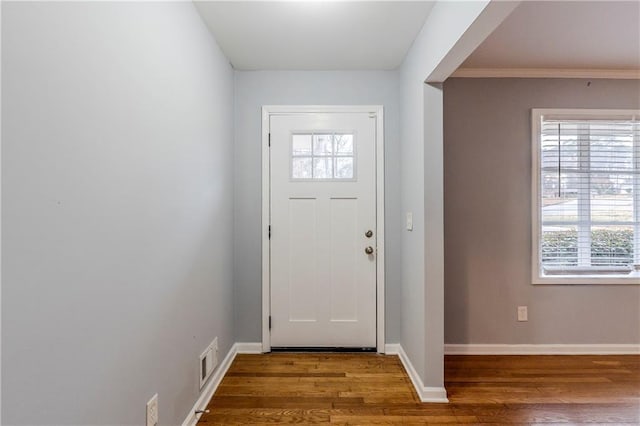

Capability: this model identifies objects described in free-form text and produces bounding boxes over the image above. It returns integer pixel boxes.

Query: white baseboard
[181,342,264,426]
[385,344,448,403]
[234,342,263,354]
[445,343,640,355]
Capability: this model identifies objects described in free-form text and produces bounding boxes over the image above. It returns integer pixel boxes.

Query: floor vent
[199,337,218,389]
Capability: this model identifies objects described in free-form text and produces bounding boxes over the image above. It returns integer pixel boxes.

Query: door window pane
[335,134,353,155]
[291,133,355,180]
[335,157,354,179]
[292,134,312,155]
[292,157,312,179]
[313,157,333,179]
[313,135,333,155]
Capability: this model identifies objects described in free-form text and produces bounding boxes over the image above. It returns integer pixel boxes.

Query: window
[291,133,355,180]
[532,109,640,284]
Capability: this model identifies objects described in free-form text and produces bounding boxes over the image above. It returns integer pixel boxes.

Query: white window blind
[533,109,640,282]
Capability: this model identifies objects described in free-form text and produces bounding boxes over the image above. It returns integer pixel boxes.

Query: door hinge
[268,133,271,146]
[268,225,271,239]
[269,316,272,330]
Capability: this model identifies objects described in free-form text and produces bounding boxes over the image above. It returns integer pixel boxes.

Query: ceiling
[461,1,640,71]
[194,1,435,70]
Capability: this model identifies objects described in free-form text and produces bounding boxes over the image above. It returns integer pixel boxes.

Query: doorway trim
[261,105,385,353]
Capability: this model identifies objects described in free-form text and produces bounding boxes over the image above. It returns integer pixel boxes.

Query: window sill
[533,271,640,285]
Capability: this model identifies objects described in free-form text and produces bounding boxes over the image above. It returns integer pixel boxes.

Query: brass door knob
[365,246,374,255]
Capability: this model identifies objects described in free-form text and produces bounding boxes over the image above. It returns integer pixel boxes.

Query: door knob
[365,246,374,255]
[365,230,373,238]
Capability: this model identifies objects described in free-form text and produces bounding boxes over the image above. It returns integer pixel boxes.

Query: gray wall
[233,70,401,343]
[444,78,640,344]
[2,3,234,425]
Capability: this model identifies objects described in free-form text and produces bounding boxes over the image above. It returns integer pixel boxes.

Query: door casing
[261,105,385,353]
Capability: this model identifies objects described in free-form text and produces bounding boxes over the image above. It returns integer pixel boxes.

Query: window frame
[531,108,640,285]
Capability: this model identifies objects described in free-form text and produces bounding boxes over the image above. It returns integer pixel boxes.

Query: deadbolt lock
[365,230,373,238]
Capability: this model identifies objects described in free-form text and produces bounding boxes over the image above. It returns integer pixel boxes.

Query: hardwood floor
[197,353,640,424]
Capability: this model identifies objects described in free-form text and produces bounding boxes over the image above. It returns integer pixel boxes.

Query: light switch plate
[406,212,413,231]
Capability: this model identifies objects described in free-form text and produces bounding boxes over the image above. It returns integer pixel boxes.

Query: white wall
[2,3,234,425]
[398,0,516,390]
[399,0,491,389]
[233,70,401,344]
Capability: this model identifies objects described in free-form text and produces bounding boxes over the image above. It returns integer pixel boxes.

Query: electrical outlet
[146,394,158,426]
[517,306,528,322]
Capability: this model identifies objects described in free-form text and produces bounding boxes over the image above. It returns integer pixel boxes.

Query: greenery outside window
[532,109,640,284]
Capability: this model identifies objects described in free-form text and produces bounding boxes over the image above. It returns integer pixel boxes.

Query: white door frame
[261,105,385,353]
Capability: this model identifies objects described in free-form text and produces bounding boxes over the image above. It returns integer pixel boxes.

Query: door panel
[329,197,358,322]
[288,197,317,322]
[269,112,377,348]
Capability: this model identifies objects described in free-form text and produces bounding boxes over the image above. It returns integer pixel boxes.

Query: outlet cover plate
[517,306,528,322]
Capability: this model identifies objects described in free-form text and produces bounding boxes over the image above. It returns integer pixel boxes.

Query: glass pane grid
[291,133,354,180]
[539,117,640,273]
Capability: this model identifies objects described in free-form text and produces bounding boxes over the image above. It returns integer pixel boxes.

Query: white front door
[269,111,378,348]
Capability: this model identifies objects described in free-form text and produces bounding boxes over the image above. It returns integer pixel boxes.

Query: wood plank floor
[197,353,640,424]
